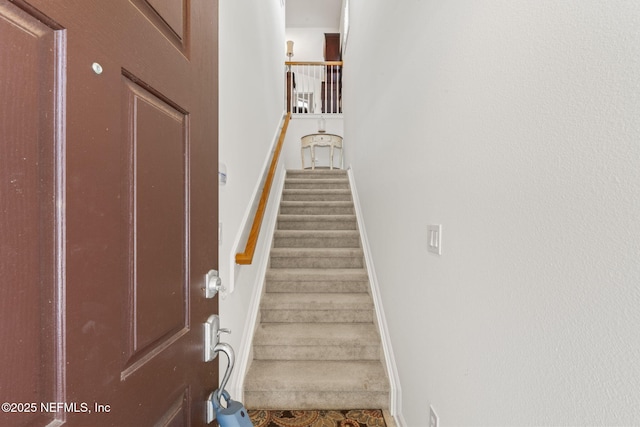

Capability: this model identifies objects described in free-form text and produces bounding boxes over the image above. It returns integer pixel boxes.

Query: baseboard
[347,167,403,421]
[227,164,286,401]
[395,413,408,427]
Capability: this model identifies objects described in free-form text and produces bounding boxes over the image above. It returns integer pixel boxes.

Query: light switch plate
[427,225,442,255]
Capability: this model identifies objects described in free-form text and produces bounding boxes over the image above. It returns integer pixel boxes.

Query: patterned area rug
[248,409,386,427]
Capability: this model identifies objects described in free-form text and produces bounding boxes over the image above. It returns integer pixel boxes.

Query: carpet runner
[243,169,390,409]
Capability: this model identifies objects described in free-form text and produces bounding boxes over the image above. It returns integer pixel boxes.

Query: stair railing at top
[285,61,343,115]
[235,112,292,265]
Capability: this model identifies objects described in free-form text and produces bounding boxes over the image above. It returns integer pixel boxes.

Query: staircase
[244,169,389,409]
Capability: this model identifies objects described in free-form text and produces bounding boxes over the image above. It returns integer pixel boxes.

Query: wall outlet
[429,405,439,427]
[427,225,442,255]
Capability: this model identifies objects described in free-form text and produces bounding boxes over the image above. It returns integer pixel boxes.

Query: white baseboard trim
[347,167,404,423]
[227,164,286,402]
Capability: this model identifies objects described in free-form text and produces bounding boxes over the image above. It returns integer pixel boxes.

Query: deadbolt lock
[204,269,224,299]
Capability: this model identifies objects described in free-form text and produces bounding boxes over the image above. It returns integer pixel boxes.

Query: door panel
[0,2,63,426]
[1,0,218,425]
[156,388,190,427]
[130,0,190,54]
[145,0,186,40]
[122,76,190,376]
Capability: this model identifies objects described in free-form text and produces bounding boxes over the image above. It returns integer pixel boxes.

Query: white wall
[218,0,284,395]
[343,1,640,426]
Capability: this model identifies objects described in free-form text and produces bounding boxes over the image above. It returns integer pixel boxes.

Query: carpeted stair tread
[253,323,381,361]
[274,229,360,238]
[280,200,354,207]
[284,178,350,190]
[244,360,388,392]
[279,200,355,215]
[244,361,390,407]
[261,309,373,323]
[286,169,348,178]
[284,175,349,188]
[253,343,380,361]
[253,323,381,347]
[265,268,370,293]
[277,214,356,222]
[274,230,361,248]
[269,248,364,268]
[266,268,369,281]
[261,292,373,311]
[270,247,364,258]
[277,215,357,231]
[282,189,352,202]
[265,281,369,293]
[285,178,349,183]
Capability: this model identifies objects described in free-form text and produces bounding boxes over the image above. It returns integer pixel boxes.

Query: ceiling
[286,0,342,28]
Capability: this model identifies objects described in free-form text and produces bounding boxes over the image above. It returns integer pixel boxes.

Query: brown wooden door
[0,0,218,425]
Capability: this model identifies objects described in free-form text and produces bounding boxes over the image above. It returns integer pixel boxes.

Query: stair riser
[265,281,369,293]
[253,345,381,361]
[277,220,357,230]
[261,310,373,323]
[279,206,354,215]
[285,177,349,182]
[266,269,369,282]
[285,182,350,190]
[270,257,364,269]
[282,193,352,202]
[274,236,361,248]
[244,391,389,411]
[286,172,348,179]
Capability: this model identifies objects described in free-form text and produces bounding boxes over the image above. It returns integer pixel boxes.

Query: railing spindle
[285,61,342,116]
[331,64,335,114]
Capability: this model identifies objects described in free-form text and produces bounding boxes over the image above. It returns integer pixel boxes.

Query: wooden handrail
[285,61,343,67]
[235,113,292,265]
